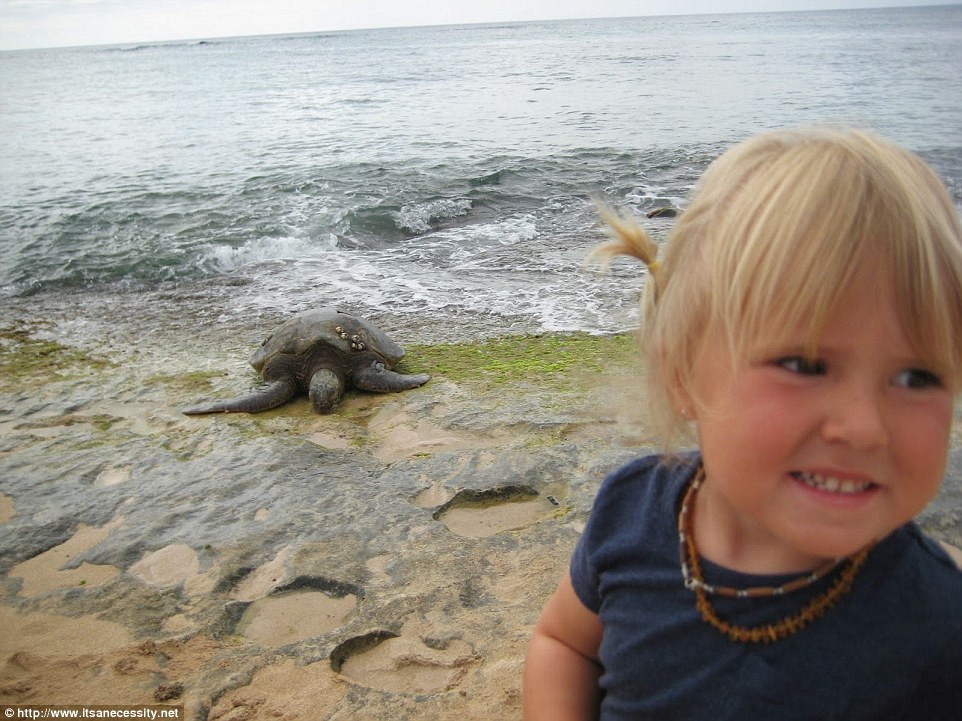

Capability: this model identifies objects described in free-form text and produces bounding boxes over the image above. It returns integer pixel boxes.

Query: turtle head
[308,367,345,414]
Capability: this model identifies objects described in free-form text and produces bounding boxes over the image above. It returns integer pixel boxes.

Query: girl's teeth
[794,472,872,494]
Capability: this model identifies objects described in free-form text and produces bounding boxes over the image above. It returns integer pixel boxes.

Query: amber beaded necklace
[677,466,873,644]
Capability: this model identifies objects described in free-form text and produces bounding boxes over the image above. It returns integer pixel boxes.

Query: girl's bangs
[706,137,961,386]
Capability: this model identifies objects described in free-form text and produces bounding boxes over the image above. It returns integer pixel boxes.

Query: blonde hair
[593,127,962,448]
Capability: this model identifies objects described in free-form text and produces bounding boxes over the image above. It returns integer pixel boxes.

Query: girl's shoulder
[899,523,962,584]
[598,451,699,497]
[868,523,962,639]
[592,452,698,511]
[572,453,694,609]
[583,451,699,540]
[876,525,962,708]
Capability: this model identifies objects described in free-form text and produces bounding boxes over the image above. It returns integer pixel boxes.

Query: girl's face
[687,267,955,573]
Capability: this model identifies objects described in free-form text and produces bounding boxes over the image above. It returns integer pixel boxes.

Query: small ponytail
[588,203,662,284]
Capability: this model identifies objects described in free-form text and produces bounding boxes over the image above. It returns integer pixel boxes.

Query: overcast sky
[0,0,956,51]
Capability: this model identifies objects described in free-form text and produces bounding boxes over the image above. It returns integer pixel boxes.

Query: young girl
[523,127,962,720]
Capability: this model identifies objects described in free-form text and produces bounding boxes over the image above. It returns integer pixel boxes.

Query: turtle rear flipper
[182,379,297,415]
[353,362,430,393]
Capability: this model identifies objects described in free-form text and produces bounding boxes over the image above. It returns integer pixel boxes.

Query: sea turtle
[182,308,430,415]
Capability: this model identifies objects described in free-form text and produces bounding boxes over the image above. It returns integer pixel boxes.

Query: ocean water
[2,5,961,342]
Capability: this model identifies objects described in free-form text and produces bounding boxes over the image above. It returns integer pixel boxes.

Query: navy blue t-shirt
[570,453,962,720]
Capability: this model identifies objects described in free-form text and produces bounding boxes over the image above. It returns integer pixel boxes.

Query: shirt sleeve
[569,513,602,612]
[568,453,674,614]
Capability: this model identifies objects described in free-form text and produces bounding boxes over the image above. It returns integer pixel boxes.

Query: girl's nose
[820,386,889,450]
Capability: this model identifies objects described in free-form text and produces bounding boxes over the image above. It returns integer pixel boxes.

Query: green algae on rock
[0,321,116,388]
[402,332,639,387]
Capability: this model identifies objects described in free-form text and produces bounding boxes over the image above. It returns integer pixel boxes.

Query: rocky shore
[1,297,959,720]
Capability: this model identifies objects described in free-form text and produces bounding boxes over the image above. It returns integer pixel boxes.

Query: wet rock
[0,296,958,720]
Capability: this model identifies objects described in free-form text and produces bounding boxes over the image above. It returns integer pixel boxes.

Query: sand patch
[208,658,347,721]
[486,544,573,607]
[129,544,217,597]
[364,555,393,587]
[367,410,503,463]
[0,606,133,660]
[433,486,566,538]
[334,634,478,694]
[411,478,455,508]
[1,628,216,715]
[10,517,123,596]
[161,614,194,636]
[82,401,183,438]
[438,500,550,538]
[95,464,132,487]
[130,544,198,586]
[237,590,356,647]
[304,430,352,450]
[0,494,13,523]
[230,546,292,601]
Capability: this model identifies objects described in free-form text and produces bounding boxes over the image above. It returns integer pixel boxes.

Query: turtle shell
[249,308,405,372]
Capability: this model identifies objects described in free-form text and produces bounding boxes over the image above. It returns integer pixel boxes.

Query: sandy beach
[0,295,654,719]
[1,295,960,720]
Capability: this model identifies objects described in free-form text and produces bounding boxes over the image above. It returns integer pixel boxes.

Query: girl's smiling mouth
[790,471,877,495]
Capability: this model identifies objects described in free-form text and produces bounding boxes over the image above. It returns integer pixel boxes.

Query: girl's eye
[893,368,943,389]
[777,356,826,376]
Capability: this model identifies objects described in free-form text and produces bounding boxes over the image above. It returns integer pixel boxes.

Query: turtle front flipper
[353,362,431,394]
[182,379,298,415]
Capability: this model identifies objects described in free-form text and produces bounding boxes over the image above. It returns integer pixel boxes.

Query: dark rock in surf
[645,207,679,219]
